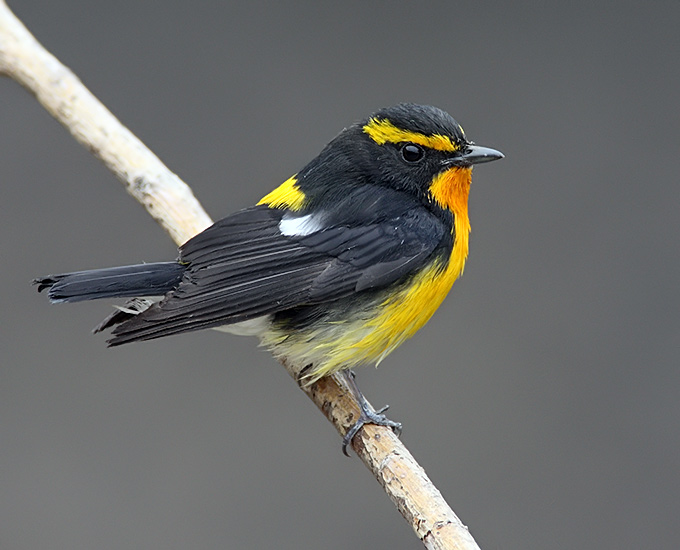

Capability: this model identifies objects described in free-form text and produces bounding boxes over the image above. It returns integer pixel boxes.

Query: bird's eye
[400,143,424,163]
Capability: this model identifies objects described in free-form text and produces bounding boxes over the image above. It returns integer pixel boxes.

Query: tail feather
[92,297,156,333]
[34,262,185,303]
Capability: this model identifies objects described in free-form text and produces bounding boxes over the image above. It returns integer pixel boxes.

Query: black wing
[109,187,448,345]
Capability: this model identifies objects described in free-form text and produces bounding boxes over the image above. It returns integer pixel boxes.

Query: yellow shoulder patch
[257,175,306,211]
[363,117,460,152]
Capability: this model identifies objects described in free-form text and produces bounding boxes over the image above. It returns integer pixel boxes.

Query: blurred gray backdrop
[1,1,678,549]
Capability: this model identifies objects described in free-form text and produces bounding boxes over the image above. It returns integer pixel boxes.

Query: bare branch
[298,369,482,550]
[0,0,212,245]
[0,2,481,548]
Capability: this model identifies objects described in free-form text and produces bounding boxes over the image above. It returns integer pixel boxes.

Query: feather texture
[109,187,449,345]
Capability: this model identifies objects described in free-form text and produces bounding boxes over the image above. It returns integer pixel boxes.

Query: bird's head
[261,104,503,218]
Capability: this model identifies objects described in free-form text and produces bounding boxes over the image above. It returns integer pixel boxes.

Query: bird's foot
[340,370,402,456]
[342,403,402,456]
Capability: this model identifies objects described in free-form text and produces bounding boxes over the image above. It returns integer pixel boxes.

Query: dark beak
[446,145,504,167]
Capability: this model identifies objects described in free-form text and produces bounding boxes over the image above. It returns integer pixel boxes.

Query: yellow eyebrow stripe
[363,117,460,152]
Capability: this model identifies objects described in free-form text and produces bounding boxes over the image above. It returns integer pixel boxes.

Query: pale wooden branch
[0,0,212,244]
[0,2,481,548]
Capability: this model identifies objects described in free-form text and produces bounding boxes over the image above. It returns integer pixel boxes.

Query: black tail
[34,262,185,303]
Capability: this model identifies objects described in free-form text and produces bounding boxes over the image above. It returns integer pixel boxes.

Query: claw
[340,370,402,456]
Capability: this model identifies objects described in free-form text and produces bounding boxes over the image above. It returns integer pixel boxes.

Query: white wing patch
[279,213,322,236]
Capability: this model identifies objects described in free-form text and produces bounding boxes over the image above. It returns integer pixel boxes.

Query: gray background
[1,1,678,549]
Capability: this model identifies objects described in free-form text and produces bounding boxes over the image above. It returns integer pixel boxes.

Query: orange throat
[430,166,472,273]
[429,166,472,225]
[429,165,472,283]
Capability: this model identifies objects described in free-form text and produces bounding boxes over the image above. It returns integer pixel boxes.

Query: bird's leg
[341,370,402,456]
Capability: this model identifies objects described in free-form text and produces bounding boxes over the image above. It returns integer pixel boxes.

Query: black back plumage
[108,184,449,345]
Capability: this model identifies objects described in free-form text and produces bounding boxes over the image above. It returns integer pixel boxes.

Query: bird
[34,103,503,454]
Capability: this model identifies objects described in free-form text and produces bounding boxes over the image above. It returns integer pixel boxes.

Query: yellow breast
[283,167,472,383]
[355,167,472,364]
